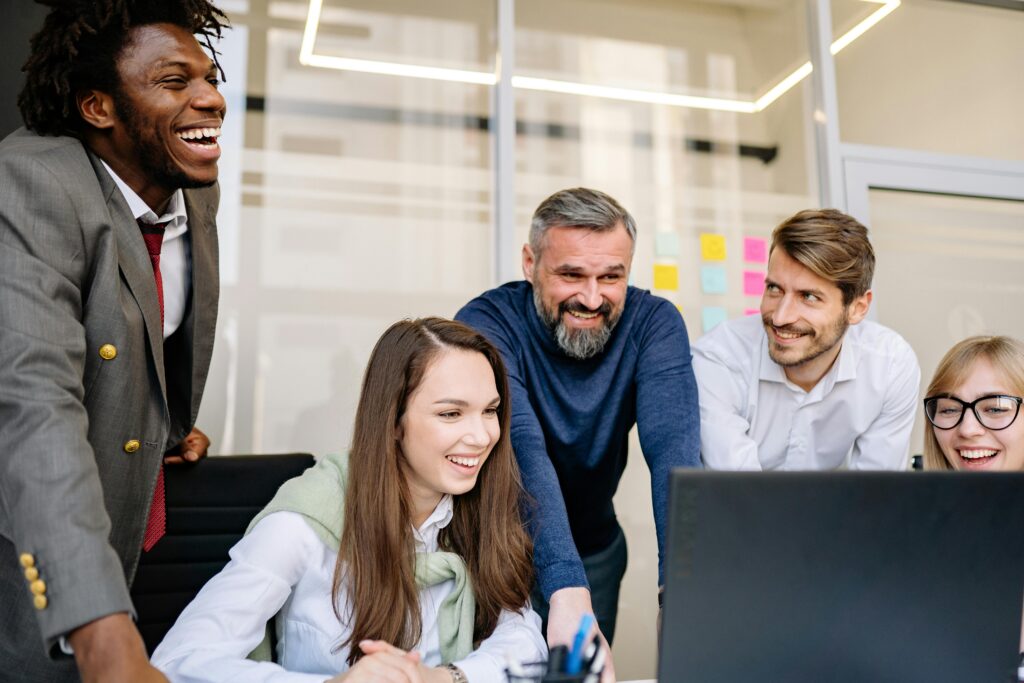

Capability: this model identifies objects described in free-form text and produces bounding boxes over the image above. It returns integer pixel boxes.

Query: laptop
[659,471,1024,683]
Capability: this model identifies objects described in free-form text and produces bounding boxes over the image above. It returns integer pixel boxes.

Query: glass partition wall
[204,0,497,458]
[832,0,1024,161]
[193,0,1024,677]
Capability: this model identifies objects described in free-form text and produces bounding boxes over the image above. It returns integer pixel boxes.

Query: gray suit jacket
[0,128,219,680]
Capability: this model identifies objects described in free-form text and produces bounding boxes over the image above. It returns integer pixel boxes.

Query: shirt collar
[757,326,859,386]
[413,494,454,552]
[758,327,788,383]
[101,161,187,229]
[834,330,859,382]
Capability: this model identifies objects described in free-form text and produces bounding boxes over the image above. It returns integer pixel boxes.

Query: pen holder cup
[506,661,590,683]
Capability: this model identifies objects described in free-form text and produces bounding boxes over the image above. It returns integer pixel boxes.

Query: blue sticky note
[702,306,727,333]
[700,265,727,294]
[655,232,680,258]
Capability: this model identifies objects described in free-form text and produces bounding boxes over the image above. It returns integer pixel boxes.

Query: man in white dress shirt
[693,208,920,470]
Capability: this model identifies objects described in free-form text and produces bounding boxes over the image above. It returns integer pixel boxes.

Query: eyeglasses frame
[922,393,1024,431]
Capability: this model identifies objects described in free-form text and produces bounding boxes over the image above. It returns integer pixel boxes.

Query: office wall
[835,0,1024,161]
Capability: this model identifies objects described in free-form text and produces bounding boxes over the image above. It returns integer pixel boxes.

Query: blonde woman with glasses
[922,334,1024,665]
[922,335,1024,472]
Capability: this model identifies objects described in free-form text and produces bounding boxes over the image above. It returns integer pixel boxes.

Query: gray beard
[533,287,616,360]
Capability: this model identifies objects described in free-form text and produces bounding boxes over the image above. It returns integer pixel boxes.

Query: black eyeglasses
[923,394,1024,431]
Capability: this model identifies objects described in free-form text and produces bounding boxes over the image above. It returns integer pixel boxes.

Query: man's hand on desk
[69,612,169,683]
[163,427,210,464]
[547,586,616,683]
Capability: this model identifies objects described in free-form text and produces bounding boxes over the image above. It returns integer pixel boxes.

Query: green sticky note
[700,266,727,295]
[655,232,681,258]
[702,306,727,333]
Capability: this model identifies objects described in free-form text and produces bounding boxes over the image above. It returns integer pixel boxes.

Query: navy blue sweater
[456,281,700,599]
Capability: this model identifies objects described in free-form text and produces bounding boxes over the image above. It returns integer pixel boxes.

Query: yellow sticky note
[700,233,727,261]
[653,264,679,291]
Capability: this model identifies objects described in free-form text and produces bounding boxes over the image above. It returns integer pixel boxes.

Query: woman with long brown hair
[152,318,543,681]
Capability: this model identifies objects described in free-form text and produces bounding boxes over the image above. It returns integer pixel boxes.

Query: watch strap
[445,663,468,683]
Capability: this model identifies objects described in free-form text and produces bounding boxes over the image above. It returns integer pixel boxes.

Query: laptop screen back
[659,471,1024,683]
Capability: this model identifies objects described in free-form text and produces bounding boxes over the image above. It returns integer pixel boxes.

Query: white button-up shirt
[693,315,920,471]
[151,496,546,682]
[102,162,190,340]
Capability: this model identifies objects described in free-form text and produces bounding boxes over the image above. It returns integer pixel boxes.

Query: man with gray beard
[456,188,700,680]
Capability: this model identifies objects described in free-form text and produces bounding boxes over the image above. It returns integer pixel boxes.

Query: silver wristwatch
[445,663,468,683]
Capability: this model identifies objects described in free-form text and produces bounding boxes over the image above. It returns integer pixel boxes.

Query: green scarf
[245,452,475,664]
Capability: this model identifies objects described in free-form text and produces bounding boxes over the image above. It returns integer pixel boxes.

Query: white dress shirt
[692,315,920,471]
[102,161,190,339]
[151,496,546,682]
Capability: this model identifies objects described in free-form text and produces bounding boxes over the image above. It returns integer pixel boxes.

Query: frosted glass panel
[194,2,494,456]
[833,0,1024,161]
[870,189,1024,456]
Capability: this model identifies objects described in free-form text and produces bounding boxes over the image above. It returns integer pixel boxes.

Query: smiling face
[760,247,870,390]
[933,357,1024,472]
[399,348,501,524]
[80,22,226,212]
[523,223,632,360]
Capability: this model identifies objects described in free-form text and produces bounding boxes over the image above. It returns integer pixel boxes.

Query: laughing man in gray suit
[0,2,230,681]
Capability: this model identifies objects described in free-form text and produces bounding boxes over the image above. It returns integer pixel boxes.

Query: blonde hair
[771,209,874,306]
[923,335,1024,470]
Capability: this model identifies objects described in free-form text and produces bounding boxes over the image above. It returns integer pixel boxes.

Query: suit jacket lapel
[182,188,219,427]
[87,152,168,400]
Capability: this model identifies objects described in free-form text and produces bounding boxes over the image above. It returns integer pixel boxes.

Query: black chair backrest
[131,453,315,654]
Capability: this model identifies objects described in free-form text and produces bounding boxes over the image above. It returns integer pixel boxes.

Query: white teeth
[775,329,803,339]
[959,449,997,460]
[445,455,480,467]
[177,127,221,142]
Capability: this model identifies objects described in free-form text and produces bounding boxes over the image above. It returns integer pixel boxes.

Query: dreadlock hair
[18,0,229,137]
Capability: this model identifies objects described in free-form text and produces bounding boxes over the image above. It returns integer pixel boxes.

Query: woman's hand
[328,640,454,683]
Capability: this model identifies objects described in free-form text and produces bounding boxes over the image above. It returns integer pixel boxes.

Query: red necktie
[139,220,167,552]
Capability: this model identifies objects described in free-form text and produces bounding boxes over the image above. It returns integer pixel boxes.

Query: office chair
[131,453,316,654]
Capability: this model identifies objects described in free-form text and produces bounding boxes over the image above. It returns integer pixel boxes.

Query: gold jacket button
[30,579,46,595]
[33,595,47,610]
[123,440,141,453]
[19,553,35,568]
[24,567,39,581]
[98,344,118,360]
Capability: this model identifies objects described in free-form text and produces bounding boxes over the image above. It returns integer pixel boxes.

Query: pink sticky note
[743,237,767,264]
[745,308,760,316]
[743,270,766,297]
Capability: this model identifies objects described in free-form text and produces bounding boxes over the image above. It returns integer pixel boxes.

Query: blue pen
[565,613,594,674]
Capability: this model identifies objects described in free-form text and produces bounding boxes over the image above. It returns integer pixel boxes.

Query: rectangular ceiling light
[300,0,899,114]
